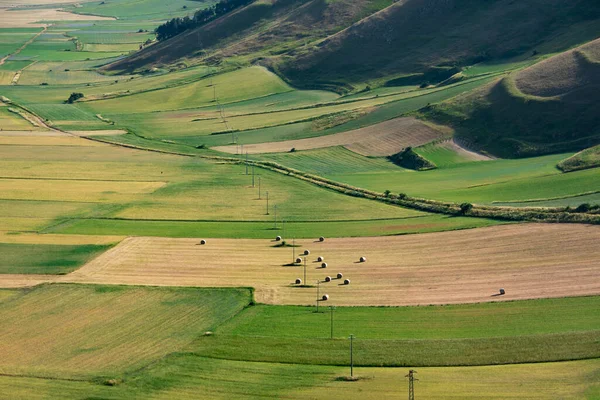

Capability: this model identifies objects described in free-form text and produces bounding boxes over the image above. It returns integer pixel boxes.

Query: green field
[0,243,112,274]
[190,296,600,367]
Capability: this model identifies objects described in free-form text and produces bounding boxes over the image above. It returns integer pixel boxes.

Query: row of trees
[155,0,255,41]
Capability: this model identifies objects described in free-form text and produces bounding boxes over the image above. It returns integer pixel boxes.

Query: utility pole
[282,219,285,241]
[349,334,354,378]
[292,237,295,262]
[266,191,269,215]
[274,205,277,229]
[245,152,248,175]
[330,306,335,339]
[316,280,320,313]
[406,370,418,400]
[252,164,255,187]
[303,257,307,285]
[258,177,261,199]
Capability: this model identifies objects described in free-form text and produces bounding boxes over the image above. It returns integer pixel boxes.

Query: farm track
[2,224,596,306]
[0,27,46,67]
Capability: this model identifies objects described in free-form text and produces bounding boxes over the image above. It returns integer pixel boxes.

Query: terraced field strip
[56,224,600,306]
[0,357,597,399]
[0,8,115,29]
[0,284,251,378]
[0,27,45,66]
[213,117,446,155]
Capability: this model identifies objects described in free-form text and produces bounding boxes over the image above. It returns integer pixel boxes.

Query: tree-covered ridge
[156,0,255,41]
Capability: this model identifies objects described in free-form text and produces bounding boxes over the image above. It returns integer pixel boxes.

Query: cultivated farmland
[0,0,599,398]
[50,224,600,306]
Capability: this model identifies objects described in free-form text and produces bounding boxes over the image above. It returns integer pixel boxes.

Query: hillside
[278,0,600,88]
[105,0,395,75]
[421,38,600,158]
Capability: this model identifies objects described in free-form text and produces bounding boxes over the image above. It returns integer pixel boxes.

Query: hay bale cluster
[360,256,366,262]
[344,279,351,285]
[295,278,302,285]
[337,273,343,279]
[317,256,324,262]
[200,239,207,245]
[275,236,282,241]
[319,236,325,242]
[321,262,328,268]
[295,257,302,264]
[325,276,332,282]
[322,294,329,301]
[304,250,310,256]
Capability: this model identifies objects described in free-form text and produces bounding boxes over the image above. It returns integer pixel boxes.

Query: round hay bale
[344,279,351,285]
[317,256,324,262]
[275,236,282,241]
[322,294,329,301]
[499,288,506,295]
[325,276,332,282]
[319,236,325,242]
[359,256,366,262]
[321,262,328,268]
[200,239,206,245]
[304,250,310,256]
[295,257,302,264]
[337,273,343,279]
[295,278,302,285]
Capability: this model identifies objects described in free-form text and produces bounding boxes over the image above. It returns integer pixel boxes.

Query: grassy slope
[105,0,396,74]
[422,38,600,158]
[0,243,112,274]
[279,0,600,88]
[0,284,251,379]
[559,144,600,172]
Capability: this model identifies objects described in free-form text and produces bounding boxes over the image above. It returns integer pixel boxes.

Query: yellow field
[0,178,165,202]
[24,223,598,306]
[0,233,123,245]
[0,284,250,378]
[0,9,115,28]
[292,359,600,400]
[213,117,447,156]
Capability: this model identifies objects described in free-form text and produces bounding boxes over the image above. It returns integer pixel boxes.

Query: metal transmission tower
[406,370,418,400]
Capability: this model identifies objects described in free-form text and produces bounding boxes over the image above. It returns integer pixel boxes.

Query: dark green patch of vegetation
[155,0,255,41]
[0,243,113,274]
[65,92,84,104]
[388,147,437,171]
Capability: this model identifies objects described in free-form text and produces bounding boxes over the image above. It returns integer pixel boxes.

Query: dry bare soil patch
[213,117,446,156]
[57,223,600,306]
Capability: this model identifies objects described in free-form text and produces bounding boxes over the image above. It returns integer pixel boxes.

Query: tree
[460,203,473,214]
[65,92,84,104]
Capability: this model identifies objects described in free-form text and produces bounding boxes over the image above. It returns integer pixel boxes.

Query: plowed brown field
[20,223,597,306]
[213,117,446,156]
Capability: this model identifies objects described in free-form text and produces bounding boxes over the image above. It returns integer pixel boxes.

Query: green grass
[558,144,600,172]
[187,296,600,367]
[0,243,113,274]
[329,153,600,204]
[72,0,215,21]
[0,284,251,379]
[256,147,398,176]
[0,357,597,399]
[220,297,600,340]
[414,141,477,167]
[47,214,501,239]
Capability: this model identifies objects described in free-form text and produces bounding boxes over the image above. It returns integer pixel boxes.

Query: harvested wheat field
[0,9,115,28]
[213,117,446,156]
[51,223,600,306]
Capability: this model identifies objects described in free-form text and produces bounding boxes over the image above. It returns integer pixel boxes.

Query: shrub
[460,203,473,214]
[575,203,591,213]
[384,190,391,197]
[65,92,84,104]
